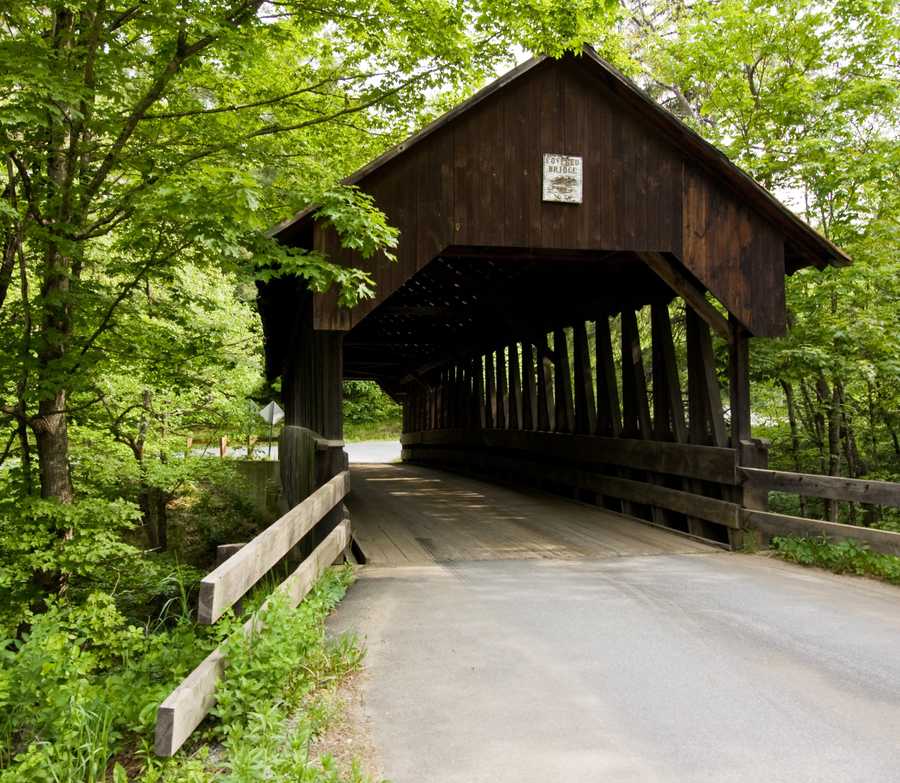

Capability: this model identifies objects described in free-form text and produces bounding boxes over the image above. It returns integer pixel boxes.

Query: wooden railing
[402,428,744,542]
[402,428,900,557]
[154,468,351,757]
[739,468,900,556]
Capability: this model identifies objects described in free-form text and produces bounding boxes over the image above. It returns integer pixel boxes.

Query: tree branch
[82,0,265,206]
[0,428,15,470]
[139,73,378,120]
[67,236,172,378]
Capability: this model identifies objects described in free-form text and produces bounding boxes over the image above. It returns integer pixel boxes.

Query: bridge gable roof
[265,46,848,356]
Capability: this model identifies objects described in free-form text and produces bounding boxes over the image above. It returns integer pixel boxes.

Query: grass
[343,419,401,443]
[142,566,371,782]
[771,535,900,586]
[0,567,373,783]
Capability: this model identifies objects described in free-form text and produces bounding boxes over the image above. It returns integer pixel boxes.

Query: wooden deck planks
[348,463,714,566]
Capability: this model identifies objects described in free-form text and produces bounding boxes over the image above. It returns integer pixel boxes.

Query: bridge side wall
[400,301,766,547]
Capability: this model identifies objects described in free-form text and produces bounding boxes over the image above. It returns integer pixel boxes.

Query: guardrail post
[735,438,769,548]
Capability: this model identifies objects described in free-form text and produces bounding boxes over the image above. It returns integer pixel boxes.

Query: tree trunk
[779,380,807,517]
[800,378,827,475]
[139,483,169,551]
[819,375,841,523]
[34,391,73,502]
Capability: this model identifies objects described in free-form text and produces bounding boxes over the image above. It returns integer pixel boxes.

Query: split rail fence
[154,433,350,758]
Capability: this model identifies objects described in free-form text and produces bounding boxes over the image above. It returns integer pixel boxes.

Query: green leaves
[317,186,400,263]
[772,535,900,584]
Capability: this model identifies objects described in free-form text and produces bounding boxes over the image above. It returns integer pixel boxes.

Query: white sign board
[258,401,284,425]
[542,154,583,204]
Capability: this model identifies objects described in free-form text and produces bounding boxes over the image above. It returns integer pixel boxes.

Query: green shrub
[0,566,363,782]
[342,381,400,425]
[772,535,900,584]
[0,496,142,635]
[0,591,221,781]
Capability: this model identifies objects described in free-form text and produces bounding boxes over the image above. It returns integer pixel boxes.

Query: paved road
[330,553,900,782]
[346,440,401,464]
[193,439,401,463]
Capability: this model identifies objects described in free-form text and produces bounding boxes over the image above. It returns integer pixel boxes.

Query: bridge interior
[349,462,714,566]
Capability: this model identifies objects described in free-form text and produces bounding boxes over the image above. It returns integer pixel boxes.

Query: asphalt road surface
[330,552,900,782]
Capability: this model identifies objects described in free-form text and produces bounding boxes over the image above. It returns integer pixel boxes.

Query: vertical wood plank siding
[311,58,786,338]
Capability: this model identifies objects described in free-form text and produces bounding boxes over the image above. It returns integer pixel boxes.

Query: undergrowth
[342,420,401,443]
[771,536,900,585]
[0,566,366,782]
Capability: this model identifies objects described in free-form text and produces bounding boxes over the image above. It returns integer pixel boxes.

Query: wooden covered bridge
[260,45,858,556]
[155,46,900,758]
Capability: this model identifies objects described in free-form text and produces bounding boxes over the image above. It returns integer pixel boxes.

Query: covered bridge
[259,45,849,552]
[158,48,900,759]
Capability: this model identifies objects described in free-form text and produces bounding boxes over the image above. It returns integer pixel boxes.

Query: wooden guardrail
[402,429,900,556]
[154,470,351,757]
[402,431,742,535]
[198,471,350,624]
[402,428,738,484]
[739,467,900,507]
[739,467,900,556]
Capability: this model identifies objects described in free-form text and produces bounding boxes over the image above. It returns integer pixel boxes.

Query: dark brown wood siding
[682,164,786,336]
[312,57,786,335]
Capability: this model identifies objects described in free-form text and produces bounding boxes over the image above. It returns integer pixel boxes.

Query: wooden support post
[650,303,687,442]
[553,328,575,434]
[652,302,704,533]
[439,372,445,431]
[536,333,554,432]
[278,426,317,511]
[521,341,538,431]
[472,355,486,429]
[495,347,507,430]
[457,363,467,429]
[595,316,622,437]
[686,308,727,447]
[621,307,661,523]
[735,438,769,549]
[728,315,752,447]
[620,308,652,439]
[485,353,496,428]
[450,365,459,429]
[280,302,346,553]
[573,321,597,435]
[462,363,471,429]
[508,343,523,430]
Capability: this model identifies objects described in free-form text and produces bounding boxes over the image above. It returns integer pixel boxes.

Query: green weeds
[0,566,367,782]
[771,535,900,585]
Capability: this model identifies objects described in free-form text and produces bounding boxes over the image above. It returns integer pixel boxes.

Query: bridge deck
[348,462,714,565]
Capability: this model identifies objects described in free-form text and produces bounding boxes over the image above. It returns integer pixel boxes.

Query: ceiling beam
[635,251,732,343]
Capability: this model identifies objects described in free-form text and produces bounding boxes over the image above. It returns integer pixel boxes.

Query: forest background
[0,0,897,779]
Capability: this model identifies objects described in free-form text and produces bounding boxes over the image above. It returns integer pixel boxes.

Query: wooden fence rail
[741,510,900,556]
[402,438,742,534]
[739,467,900,507]
[155,520,351,757]
[402,428,738,484]
[738,466,900,556]
[198,470,350,625]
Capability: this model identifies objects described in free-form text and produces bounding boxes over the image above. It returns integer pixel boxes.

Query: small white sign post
[542,153,583,203]
[258,401,284,459]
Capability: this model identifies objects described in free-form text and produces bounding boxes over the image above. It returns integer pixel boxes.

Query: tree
[612,0,900,517]
[0,0,615,503]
